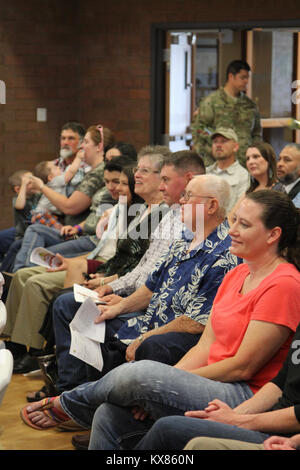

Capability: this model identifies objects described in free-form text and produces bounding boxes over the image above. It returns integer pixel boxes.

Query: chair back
[0,273,3,300]
[0,349,13,405]
[0,301,7,335]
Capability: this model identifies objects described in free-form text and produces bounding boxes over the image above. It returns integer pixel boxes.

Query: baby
[32,161,65,216]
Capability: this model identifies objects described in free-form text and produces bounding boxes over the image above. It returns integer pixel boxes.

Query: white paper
[69,297,106,371]
[70,330,104,372]
[73,283,107,305]
[30,247,62,268]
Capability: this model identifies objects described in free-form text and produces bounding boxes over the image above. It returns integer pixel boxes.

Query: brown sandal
[26,385,48,403]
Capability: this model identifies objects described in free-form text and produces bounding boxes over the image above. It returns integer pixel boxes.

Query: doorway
[150,21,300,156]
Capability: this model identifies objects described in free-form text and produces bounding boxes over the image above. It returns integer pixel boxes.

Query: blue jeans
[47,235,96,258]
[59,360,253,445]
[0,238,22,273]
[0,227,16,259]
[53,292,134,392]
[89,404,270,450]
[135,331,201,364]
[13,224,64,271]
[134,416,270,450]
[13,224,95,271]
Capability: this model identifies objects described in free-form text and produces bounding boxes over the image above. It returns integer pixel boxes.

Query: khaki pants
[4,266,66,349]
[184,437,264,451]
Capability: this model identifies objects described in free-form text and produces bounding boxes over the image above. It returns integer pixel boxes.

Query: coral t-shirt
[207,263,300,393]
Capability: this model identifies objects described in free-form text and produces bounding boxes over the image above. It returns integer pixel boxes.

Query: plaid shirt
[31,212,63,230]
[109,207,185,296]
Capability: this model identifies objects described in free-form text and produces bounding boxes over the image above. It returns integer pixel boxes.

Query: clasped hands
[185,399,238,425]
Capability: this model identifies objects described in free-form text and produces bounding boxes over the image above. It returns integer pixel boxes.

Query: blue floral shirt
[115,220,241,345]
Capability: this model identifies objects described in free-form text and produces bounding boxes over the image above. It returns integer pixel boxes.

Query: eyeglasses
[133,167,160,176]
[180,192,214,202]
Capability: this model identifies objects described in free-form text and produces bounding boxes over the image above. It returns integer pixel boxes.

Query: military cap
[211,127,239,142]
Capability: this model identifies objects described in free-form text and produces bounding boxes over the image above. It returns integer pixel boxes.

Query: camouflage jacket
[191,87,262,166]
[64,162,105,226]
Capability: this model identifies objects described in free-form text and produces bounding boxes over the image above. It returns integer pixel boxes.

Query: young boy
[0,170,40,261]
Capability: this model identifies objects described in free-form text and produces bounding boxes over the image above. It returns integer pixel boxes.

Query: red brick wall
[0,0,299,230]
[0,0,80,228]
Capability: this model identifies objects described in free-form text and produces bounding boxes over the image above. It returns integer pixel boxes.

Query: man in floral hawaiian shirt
[108,173,241,363]
[51,174,240,397]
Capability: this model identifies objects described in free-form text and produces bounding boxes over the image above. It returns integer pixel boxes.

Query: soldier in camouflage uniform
[191,60,262,167]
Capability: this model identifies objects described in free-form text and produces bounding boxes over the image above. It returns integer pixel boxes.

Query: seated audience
[46,143,136,248]
[51,160,144,288]
[47,174,239,398]
[3,145,169,374]
[31,156,132,268]
[19,191,300,453]
[2,155,124,373]
[13,124,114,271]
[89,150,205,296]
[26,150,205,404]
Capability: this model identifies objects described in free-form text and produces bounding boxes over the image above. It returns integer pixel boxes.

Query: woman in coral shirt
[20,190,300,453]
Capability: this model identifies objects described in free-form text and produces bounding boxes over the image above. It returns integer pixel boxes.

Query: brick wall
[0,0,299,230]
[0,0,80,228]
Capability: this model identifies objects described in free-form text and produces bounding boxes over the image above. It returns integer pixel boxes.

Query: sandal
[20,397,70,430]
[26,385,48,403]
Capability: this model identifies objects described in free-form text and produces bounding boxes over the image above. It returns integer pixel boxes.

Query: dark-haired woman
[58,163,144,288]
[229,141,285,224]
[105,142,137,162]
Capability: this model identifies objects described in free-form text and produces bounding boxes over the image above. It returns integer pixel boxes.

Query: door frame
[150,19,300,145]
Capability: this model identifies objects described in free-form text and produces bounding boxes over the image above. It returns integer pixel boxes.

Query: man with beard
[54,122,88,195]
[56,122,86,168]
[277,143,300,208]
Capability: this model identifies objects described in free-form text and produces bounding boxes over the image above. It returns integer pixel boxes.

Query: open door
[165,32,192,151]
[153,23,300,154]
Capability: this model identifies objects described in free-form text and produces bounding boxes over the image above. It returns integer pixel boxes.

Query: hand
[263,436,297,451]
[125,339,141,362]
[185,400,237,425]
[60,225,78,237]
[83,273,104,289]
[75,149,85,161]
[100,294,123,305]
[21,174,32,186]
[131,406,149,421]
[94,303,123,323]
[30,176,44,191]
[94,284,113,297]
[46,253,67,272]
